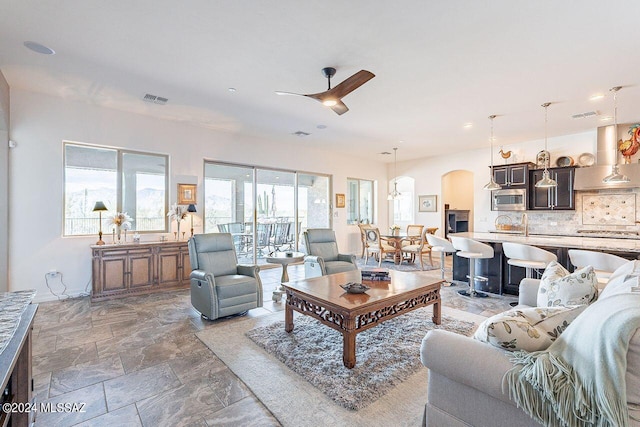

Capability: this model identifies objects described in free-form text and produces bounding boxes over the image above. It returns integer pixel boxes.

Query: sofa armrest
[337,253,357,266]
[237,264,260,278]
[518,278,541,307]
[420,330,515,404]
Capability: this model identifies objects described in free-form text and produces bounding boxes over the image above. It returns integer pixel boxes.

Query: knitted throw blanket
[504,293,640,427]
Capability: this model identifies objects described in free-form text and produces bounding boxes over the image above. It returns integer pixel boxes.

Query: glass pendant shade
[535,102,557,188]
[602,86,630,184]
[484,115,502,191]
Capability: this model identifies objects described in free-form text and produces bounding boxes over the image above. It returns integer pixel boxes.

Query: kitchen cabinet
[92,241,191,301]
[492,162,534,187]
[529,167,575,210]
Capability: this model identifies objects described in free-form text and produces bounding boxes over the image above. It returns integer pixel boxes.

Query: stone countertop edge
[450,232,640,253]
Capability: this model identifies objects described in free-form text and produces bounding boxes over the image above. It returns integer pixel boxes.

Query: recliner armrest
[304,255,322,263]
[518,278,541,307]
[337,253,357,265]
[237,264,260,278]
[190,269,216,289]
[421,330,515,404]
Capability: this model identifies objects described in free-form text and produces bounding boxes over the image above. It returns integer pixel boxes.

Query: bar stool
[568,249,628,290]
[502,242,557,279]
[426,234,457,286]
[449,236,493,298]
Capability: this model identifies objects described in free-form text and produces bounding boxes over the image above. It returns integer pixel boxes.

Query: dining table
[380,227,438,265]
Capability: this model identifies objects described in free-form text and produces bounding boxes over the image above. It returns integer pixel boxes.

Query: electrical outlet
[549,221,558,226]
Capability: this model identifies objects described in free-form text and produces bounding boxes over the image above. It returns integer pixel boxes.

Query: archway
[441,170,474,236]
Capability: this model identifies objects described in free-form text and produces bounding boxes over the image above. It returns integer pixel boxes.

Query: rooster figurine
[499,147,512,162]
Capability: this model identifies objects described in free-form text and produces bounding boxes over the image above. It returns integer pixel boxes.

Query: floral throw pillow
[537,261,598,307]
[473,305,586,352]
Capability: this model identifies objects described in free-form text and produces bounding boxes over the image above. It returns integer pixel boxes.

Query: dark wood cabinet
[492,163,534,187]
[92,241,191,301]
[529,167,575,210]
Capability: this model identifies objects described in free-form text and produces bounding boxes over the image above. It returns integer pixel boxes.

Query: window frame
[347,177,375,225]
[63,141,169,236]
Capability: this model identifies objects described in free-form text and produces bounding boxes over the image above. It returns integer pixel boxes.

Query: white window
[64,143,168,236]
[347,178,374,224]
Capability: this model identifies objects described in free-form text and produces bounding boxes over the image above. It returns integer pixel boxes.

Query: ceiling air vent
[571,111,598,119]
[142,93,169,105]
[292,131,310,137]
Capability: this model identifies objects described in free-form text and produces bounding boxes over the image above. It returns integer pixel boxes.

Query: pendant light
[483,115,502,190]
[387,147,400,200]
[535,102,558,188]
[602,86,630,184]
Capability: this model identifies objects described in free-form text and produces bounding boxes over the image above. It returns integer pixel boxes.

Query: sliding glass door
[204,162,330,264]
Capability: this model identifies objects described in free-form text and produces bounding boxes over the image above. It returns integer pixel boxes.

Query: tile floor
[31,257,516,426]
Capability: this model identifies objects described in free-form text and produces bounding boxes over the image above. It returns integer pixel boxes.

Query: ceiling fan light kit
[276,67,375,115]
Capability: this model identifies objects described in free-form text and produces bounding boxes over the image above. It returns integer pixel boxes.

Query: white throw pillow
[599,260,639,300]
[474,305,586,352]
[537,262,597,307]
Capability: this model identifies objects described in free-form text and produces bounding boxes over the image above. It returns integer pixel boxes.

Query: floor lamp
[93,201,108,245]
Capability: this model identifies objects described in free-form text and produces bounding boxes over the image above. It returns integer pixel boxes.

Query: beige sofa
[420,261,640,427]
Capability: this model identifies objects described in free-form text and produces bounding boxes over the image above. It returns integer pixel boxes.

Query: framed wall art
[418,194,437,212]
[335,193,346,208]
[178,184,197,205]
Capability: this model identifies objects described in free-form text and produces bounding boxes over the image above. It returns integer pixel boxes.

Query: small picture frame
[178,184,197,205]
[418,195,437,212]
[335,193,346,208]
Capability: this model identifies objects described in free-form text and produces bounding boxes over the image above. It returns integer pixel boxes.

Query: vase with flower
[390,224,401,236]
[106,212,133,244]
[168,204,188,240]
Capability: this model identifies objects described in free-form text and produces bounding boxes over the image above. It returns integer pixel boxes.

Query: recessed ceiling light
[463,123,473,129]
[600,116,613,121]
[23,41,55,55]
[316,124,327,129]
[589,94,605,101]
[228,87,237,92]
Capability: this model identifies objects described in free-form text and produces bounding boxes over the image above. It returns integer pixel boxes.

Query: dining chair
[364,227,396,267]
[401,227,434,270]
[357,223,373,258]
[403,224,424,247]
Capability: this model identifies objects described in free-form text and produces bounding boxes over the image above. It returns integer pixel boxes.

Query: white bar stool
[426,234,457,286]
[568,249,628,289]
[449,236,493,298]
[502,242,557,279]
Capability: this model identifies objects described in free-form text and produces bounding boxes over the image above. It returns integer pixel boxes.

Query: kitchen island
[449,232,640,295]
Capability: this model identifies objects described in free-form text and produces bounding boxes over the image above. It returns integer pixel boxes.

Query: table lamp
[92,201,108,245]
[187,204,197,237]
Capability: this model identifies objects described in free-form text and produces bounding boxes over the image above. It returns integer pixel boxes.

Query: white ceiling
[2,1,640,162]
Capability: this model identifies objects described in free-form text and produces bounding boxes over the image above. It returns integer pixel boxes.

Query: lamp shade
[92,201,108,212]
[187,204,197,213]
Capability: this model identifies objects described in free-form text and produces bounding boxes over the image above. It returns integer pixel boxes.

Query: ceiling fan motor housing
[321,67,336,78]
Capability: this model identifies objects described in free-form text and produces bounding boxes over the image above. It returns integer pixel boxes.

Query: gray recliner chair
[303,229,357,277]
[188,233,263,320]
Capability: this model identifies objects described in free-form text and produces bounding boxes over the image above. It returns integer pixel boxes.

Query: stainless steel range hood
[573,123,640,190]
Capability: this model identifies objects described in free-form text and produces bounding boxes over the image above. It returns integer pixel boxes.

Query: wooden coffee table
[283,270,442,368]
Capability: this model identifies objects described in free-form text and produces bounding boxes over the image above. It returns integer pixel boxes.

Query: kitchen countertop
[0,290,36,356]
[451,232,640,253]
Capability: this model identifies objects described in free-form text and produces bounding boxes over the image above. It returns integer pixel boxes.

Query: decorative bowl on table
[340,282,370,294]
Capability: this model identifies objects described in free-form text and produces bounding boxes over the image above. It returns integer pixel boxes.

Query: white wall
[395,131,596,237]
[8,89,389,302]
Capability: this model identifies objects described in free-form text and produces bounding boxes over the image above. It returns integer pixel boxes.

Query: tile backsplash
[487,189,639,234]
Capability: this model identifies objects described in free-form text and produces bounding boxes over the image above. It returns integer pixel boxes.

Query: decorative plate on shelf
[578,153,595,167]
[536,150,550,168]
[556,156,574,167]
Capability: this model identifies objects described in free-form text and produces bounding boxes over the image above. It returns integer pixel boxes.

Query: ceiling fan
[276,67,375,115]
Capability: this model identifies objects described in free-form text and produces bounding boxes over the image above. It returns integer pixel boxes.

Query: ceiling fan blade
[275,91,305,97]
[326,70,375,100]
[330,100,349,115]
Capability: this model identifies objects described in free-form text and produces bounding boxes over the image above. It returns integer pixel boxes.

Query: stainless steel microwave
[492,188,527,211]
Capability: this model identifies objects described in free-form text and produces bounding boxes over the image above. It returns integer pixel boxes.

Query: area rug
[245,311,475,410]
[196,307,484,427]
[356,257,438,271]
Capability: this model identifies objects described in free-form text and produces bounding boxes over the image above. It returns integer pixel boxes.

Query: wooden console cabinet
[91,241,191,301]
